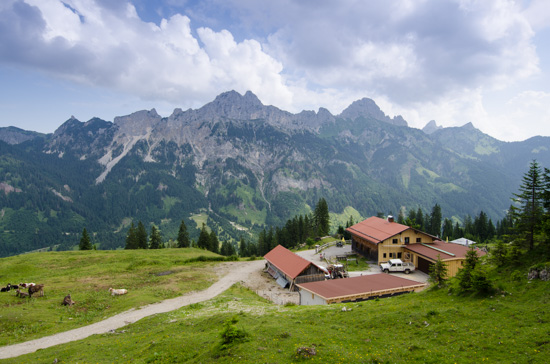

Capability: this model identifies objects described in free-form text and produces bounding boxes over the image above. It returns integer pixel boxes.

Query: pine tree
[149,225,162,249]
[429,254,448,287]
[429,203,442,237]
[457,247,480,291]
[511,160,545,250]
[125,222,138,249]
[441,218,454,241]
[239,237,247,257]
[177,219,190,248]
[209,230,219,254]
[197,223,210,250]
[136,221,148,249]
[314,198,330,237]
[79,228,92,250]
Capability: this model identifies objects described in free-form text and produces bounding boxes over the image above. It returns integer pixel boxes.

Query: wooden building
[264,245,326,291]
[297,273,427,305]
[346,216,485,277]
[346,216,436,263]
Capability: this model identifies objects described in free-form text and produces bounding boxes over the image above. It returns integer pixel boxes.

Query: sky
[1,0,549,142]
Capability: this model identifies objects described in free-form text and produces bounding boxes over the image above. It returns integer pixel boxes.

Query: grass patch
[0,248,220,346]
[5,277,549,363]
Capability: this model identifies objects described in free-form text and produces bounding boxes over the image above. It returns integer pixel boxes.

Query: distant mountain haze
[0,91,549,257]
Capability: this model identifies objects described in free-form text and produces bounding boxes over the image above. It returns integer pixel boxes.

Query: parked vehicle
[379,259,415,274]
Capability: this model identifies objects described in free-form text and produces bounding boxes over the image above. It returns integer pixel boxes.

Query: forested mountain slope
[1,91,549,256]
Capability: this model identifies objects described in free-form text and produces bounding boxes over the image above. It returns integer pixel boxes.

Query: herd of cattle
[1,282,44,298]
[1,283,128,306]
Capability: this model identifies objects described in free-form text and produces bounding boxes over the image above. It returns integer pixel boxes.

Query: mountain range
[1,90,549,257]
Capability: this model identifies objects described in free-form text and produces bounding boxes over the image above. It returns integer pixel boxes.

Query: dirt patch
[216,261,299,305]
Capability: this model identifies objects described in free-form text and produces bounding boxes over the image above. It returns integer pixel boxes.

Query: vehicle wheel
[383,269,389,273]
[404,269,410,274]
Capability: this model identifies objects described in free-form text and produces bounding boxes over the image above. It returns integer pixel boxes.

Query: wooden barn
[264,245,326,291]
[297,273,427,305]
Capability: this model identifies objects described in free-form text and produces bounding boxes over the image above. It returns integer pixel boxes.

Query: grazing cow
[28,284,45,297]
[19,283,35,288]
[109,288,128,296]
[62,294,75,306]
[1,284,12,292]
[15,289,29,298]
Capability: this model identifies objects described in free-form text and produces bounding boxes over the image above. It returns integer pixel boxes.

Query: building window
[389,252,393,258]
[392,238,398,244]
[397,252,402,258]
[405,237,410,245]
[383,253,387,258]
[416,237,421,243]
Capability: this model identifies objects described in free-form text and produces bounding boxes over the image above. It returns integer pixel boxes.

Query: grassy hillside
[2,274,549,364]
[0,250,548,363]
[0,249,222,346]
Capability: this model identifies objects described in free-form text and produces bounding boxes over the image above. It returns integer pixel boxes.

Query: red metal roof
[298,273,426,300]
[264,245,315,279]
[346,216,410,244]
[404,240,486,261]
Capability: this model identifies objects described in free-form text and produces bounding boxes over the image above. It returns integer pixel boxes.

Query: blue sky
[1,0,549,141]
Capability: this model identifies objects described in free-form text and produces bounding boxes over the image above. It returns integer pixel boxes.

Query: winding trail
[0,260,265,360]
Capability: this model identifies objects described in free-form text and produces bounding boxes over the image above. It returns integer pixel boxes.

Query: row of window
[383,252,402,259]
[392,237,422,244]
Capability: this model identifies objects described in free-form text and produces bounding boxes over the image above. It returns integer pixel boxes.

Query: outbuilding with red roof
[264,245,326,291]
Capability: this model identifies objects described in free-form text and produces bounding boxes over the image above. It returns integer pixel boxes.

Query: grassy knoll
[0,248,222,346]
[3,267,549,363]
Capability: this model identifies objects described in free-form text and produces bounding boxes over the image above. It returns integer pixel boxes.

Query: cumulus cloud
[0,0,545,141]
[0,0,291,108]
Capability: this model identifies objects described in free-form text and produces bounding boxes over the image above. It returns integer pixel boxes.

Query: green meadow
[0,249,549,363]
[0,249,221,346]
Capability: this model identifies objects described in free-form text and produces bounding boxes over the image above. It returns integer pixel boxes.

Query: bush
[219,316,249,348]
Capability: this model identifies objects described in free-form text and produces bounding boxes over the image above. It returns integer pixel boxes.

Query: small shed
[264,245,326,291]
[297,274,427,305]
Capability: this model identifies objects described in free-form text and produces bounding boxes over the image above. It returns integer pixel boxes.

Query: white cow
[109,288,128,296]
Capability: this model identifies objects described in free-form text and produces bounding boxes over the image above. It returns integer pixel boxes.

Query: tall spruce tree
[314,198,330,237]
[125,222,138,249]
[511,160,544,250]
[177,219,190,248]
[79,228,92,250]
[429,203,442,237]
[197,223,210,250]
[209,230,219,254]
[136,221,148,249]
[149,225,162,249]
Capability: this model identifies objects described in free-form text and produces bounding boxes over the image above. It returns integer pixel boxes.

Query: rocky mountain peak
[114,109,161,136]
[422,120,443,134]
[338,98,407,126]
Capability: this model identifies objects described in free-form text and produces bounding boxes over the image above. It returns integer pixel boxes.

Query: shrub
[219,316,249,349]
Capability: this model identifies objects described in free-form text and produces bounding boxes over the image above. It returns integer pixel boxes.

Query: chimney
[387,215,394,223]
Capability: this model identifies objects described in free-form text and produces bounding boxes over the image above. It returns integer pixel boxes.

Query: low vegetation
[0,248,223,346]
[2,266,548,364]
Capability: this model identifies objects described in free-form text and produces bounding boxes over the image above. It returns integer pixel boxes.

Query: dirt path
[0,260,265,360]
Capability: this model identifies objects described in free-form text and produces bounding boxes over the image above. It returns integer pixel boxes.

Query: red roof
[264,245,316,279]
[298,274,426,300]
[404,241,486,261]
[346,216,410,244]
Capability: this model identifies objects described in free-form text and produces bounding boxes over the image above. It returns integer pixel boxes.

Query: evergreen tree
[511,160,545,250]
[125,222,138,249]
[177,219,190,248]
[429,203,442,237]
[197,223,210,250]
[209,230,219,254]
[239,237,248,257]
[397,209,405,224]
[149,225,162,249]
[79,228,92,250]
[441,218,454,241]
[314,198,330,237]
[220,241,236,256]
[136,221,148,249]
[429,254,448,288]
[491,239,508,267]
[416,208,424,231]
[457,247,480,291]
